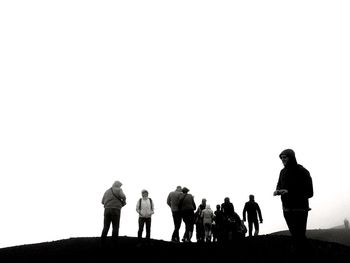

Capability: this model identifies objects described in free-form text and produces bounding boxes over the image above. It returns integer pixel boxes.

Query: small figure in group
[179,187,196,242]
[167,186,183,242]
[136,189,154,242]
[195,198,207,243]
[274,149,313,242]
[221,197,236,241]
[101,180,126,246]
[201,204,214,242]
[344,218,349,230]
[213,204,224,242]
[243,194,263,237]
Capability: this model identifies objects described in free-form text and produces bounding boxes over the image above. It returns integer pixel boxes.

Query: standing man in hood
[274,149,313,242]
[101,180,126,245]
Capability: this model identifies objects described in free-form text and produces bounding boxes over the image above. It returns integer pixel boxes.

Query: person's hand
[273,189,288,196]
[260,220,263,224]
[279,189,288,195]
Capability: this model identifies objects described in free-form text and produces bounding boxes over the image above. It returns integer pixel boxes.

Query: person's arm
[242,204,247,221]
[257,204,263,223]
[192,196,196,211]
[101,192,106,205]
[119,189,126,200]
[167,193,171,207]
[136,199,141,214]
[305,170,313,198]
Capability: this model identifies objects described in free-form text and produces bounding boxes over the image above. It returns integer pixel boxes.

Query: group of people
[167,187,263,243]
[100,148,314,246]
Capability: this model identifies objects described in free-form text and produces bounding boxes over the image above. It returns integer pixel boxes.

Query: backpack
[138,198,153,211]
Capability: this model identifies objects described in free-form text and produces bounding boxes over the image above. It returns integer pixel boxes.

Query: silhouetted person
[274,149,313,242]
[221,197,235,241]
[136,189,154,242]
[243,194,263,236]
[167,186,183,242]
[101,180,126,246]
[345,218,349,230]
[195,198,207,243]
[179,187,196,242]
[213,204,224,242]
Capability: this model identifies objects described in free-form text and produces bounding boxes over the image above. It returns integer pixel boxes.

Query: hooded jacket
[276,149,313,210]
[102,181,126,209]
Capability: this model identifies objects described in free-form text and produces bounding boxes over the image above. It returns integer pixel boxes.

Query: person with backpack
[136,189,154,241]
[243,194,263,237]
[101,180,126,246]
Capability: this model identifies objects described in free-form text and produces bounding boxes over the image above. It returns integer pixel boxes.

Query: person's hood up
[112,180,122,189]
[279,149,298,166]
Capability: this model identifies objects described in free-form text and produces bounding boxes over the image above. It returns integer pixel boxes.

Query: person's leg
[248,220,253,237]
[110,209,121,244]
[253,219,259,236]
[145,218,151,240]
[294,211,308,240]
[172,211,182,242]
[182,212,189,241]
[283,211,296,237]
[101,209,112,244]
[138,217,145,239]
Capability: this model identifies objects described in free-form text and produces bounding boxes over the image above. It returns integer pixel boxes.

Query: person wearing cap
[273,149,313,242]
[178,187,196,242]
[136,189,154,241]
[101,180,127,245]
[167,186,183,242]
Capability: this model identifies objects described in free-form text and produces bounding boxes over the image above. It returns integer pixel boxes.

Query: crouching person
[136,189,154,243]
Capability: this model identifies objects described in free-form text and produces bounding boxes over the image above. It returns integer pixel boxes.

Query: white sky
[1,1,350,248]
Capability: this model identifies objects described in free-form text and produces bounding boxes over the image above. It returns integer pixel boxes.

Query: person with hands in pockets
[136,189,154,242]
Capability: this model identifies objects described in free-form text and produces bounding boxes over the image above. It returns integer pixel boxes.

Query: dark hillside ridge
[272,228,350,247]
[1,235,350,263]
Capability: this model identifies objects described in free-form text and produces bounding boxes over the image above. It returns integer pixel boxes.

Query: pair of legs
[204,223,212,242]
[138,217,151,240]
[171,211,182,242]
[196,221,205,242]
[101,208,121,244]
[283,210,308,241]
[182,210,195,242]
[247,218,259,237]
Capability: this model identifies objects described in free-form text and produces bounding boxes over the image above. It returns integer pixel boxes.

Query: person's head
[279,149,297,167]
[201,198,207,205]
[182,187,189,193]
[112,181,122,188]
[176,186,182,191]
[216,204,221,210]
[141,189,149,198]
[224,197,230,203]
[249,195,254,201]
[206,204,211,210]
